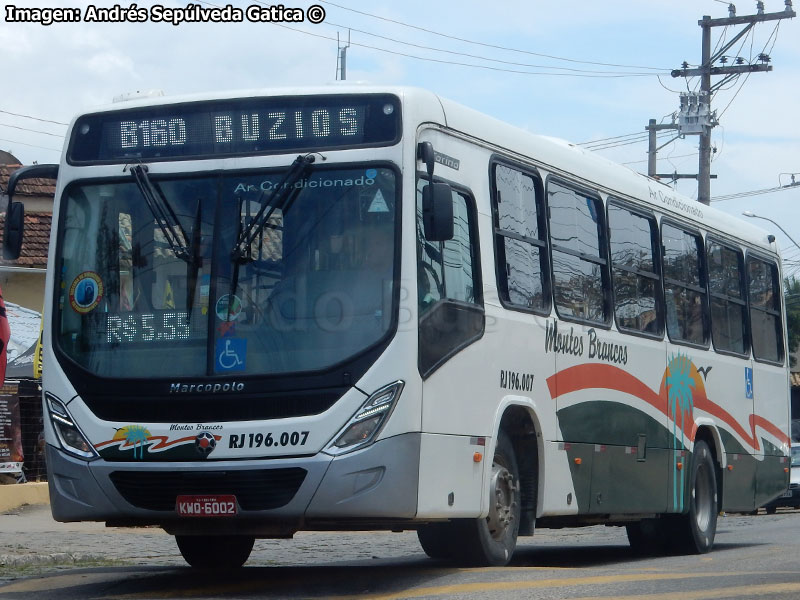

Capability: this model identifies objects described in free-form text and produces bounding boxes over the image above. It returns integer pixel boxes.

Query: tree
[785,277,800,368]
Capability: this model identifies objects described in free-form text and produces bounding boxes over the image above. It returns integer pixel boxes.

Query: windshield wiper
[130,164,192,263]
[185,199,202,323]
[230,154,316,264]
[226,154,316,320]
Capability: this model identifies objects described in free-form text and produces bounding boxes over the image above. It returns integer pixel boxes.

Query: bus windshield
[54,164,398,378]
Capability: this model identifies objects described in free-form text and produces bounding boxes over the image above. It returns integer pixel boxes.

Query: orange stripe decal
[547,363,790,450]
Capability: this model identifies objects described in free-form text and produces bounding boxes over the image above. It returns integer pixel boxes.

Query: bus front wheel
[451,432,521,566]
[175,534,255,568]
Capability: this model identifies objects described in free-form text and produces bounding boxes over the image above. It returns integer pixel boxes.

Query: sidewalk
[0,482,49,513]
[0,503,429,574]
[0,502,182,575]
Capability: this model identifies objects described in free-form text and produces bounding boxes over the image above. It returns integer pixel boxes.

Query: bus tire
[449,431,521,566]
[175,534,255,568]
[670,440,718,554]
[625,519,670,554]
[417,523,455,559]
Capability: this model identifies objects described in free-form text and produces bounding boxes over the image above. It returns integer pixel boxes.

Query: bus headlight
[327,381,404,455]
[46,393,98,460]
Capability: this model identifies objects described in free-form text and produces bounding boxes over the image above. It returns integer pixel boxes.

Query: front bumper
[47,432,421,534]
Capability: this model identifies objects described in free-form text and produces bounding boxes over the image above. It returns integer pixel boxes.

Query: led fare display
[98,311,202,345]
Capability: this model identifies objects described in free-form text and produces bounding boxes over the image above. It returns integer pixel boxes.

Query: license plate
[781,490,793,498]
[176,495,238,517]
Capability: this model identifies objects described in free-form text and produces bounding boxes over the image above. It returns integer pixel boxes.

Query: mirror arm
[417,142,436,180]
[6,164,59,204]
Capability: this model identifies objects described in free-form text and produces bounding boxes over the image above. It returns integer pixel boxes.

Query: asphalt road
[2,504,800,599]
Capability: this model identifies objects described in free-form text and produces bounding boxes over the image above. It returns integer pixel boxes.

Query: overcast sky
[2,0,799,275]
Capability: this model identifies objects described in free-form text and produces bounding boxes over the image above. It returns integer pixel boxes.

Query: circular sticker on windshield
[69,271,104,314]
[215,294,243,322]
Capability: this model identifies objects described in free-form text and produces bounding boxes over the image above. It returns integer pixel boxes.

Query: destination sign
[68,94,401,163]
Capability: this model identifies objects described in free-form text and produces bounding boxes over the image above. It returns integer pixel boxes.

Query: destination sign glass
[68,94,401,163]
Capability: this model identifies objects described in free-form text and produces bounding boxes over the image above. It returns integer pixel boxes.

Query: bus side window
[747,256,784,363]
[416,181,479,313]
[662,223,707,346]
[608,202,661,335]
[707,241,747,355]
[491,162,548,313]
[547,180,609,324]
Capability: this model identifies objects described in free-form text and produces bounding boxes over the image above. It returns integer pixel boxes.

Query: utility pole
[646,119,685,179]
[671,1,795,205]
[336,30,351,81]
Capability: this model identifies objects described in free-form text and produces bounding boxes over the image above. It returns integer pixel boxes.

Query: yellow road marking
[327,571,795,600]
[569,582,800,600]
[4,568,800,599]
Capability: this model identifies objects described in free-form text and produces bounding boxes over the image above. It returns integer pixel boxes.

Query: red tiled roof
[0,164,56,197]
[0,212,52,269]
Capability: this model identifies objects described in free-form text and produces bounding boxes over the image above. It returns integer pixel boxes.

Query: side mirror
[422,183,454,242]
[2,163,58,260]
[3,201,25,260]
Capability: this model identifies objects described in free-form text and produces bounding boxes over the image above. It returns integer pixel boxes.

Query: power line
[717,23,781,120]
[0,122,65,138]
[196,0,676,78]
[623,152,697,166]
[581,131,675,152]
[270,22,664,78]
[711,182,800,202]
[585,136,664,152]
[583,135,651,151]
[656,74,683,93]
[316,0,671,71]
[0,137,62,153]
[196,0,668,78]
[319,18,663,76]
[0,109,68,127]
[578,131,653,146]
[578,129,676,147]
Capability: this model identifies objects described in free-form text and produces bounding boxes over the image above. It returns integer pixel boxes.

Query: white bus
[4,86,791,567]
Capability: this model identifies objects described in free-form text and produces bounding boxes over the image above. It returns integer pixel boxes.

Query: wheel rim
[693,454,713,532]
[486,457,518,541]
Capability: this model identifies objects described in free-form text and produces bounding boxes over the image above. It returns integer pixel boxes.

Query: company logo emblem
[69,271,104,314]
[169,381,245,394]
[195,432,217,457]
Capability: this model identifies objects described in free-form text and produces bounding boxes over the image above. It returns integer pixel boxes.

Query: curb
[0,482,49,513]
[0,552,107,568]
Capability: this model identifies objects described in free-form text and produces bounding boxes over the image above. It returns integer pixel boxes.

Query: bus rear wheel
[670,440,718,554]
[626,518,671,554]
[175,534,255,568]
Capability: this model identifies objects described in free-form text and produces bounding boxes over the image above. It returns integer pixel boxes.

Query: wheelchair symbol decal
[744,367,753,400]
[216,338,247,372]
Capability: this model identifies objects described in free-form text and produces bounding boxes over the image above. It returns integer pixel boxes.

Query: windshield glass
[55,164,398,378]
